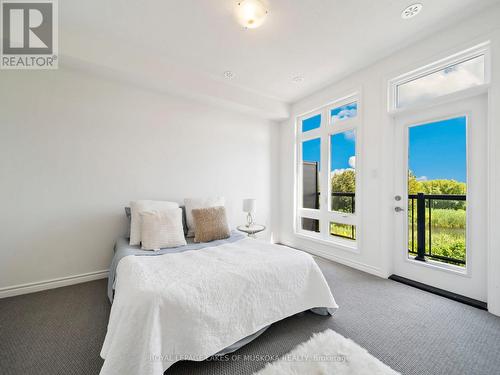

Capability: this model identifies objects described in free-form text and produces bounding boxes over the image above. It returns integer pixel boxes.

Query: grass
[330,223,356,240]
[408,207,466,266]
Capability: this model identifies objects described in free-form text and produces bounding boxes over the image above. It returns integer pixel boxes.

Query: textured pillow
[184,197,225,237]
[125,206,188,238]
[129,200,179,245]
[140,208,187,250]
[191,206,230,243]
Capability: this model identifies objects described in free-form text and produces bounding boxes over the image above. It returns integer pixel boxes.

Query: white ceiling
[60,0,500,118]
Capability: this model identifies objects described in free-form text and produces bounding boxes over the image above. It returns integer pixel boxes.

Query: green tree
[331,170,355,213]
[408,171,466,209]
[408,171,422,195]
[331,170,355,193]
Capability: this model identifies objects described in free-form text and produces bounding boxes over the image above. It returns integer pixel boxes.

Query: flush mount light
[401,3,423,19]
[224,70,235,79]
[236,0,269,29]
[291,75,304,83]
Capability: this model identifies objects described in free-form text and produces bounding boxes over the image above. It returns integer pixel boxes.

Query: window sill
[294,232,359,254]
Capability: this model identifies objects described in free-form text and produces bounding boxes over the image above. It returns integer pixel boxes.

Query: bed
[101,231,338,375]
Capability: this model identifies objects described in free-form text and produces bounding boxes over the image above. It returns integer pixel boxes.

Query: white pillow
[129,200,179,245]
[140,208,187,251]
[184,197,225,237]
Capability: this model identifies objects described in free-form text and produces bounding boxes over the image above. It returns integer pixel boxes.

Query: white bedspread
[100,239,338,375]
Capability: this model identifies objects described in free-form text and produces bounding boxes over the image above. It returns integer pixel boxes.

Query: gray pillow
[124,206,188,237]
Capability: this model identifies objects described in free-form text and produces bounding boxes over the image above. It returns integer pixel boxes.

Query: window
[301,138,320,209]
[297,96,360,247]
[390,43,489,110]
[330,130,356,214]
[407,117,467,267]
[330,222,356,240]
[331,102,358,123]
[302,114,321,132]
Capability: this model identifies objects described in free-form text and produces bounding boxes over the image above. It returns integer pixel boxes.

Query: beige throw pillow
[191,206,230,243]
[140,208,187,250]
[184,197,225,237]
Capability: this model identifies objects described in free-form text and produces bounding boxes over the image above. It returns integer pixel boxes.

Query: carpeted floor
[1,256,500,375]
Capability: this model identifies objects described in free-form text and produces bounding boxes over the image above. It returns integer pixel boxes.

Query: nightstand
[237,224,266,238]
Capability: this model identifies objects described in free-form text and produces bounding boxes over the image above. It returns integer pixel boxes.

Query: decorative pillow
[184,197,225,237]
[125,206,188,238]
[140,208,187,250]
[129,200,179,245]
[191,206,230,243]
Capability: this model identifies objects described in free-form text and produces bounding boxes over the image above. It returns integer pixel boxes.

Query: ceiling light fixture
[401,3,423,19]
[224,71,235,79]
[236,0,269,29]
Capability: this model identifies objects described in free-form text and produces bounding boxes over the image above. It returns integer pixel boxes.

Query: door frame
[392,94,488,301]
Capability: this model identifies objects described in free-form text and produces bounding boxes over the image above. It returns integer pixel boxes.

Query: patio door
[393,95,487,302]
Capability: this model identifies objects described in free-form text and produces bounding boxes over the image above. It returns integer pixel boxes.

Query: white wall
[0,66,278,294]
[277,5,500,315]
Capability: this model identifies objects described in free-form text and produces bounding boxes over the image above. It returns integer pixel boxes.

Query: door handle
[394,207,405,212]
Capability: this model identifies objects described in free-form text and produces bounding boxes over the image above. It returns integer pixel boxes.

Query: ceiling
[60,0,500,118]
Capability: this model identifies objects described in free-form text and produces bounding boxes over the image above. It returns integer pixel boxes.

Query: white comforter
[100,239,338,375]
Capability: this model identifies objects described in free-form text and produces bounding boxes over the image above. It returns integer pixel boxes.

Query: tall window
[297,96,360,246]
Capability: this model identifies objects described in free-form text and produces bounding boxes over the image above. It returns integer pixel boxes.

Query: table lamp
[243,199,256,227]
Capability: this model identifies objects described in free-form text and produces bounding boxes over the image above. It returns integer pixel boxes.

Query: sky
[302,114,466,183]
[302,130,355,173]
[409,116,466,182]
[398,56,484,108]
[302,103,357,173]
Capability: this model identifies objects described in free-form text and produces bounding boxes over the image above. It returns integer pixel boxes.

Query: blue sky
[302,116,466,182]
[302,130,355,171]
[331,130,355,171]
[302,103,358,171]
[302,138,321,169]
[409,116,466,182]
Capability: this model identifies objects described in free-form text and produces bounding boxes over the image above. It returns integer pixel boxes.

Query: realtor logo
[1,0,58,69]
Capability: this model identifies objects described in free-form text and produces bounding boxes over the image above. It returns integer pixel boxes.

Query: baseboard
[279,240,387,279]
[0,270,109,299]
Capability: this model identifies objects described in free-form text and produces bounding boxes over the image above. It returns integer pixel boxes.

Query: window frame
[388,42,491,113]
[295,93,361,250]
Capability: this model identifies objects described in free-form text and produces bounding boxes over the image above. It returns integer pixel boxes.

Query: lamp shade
[242,199,256,213]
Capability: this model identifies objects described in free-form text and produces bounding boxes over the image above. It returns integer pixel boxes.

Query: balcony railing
[408,193,466,266]
[301,191,356,240]
[331,192,355,213]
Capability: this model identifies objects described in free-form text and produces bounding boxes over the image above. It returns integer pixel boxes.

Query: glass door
[393,96,487,302]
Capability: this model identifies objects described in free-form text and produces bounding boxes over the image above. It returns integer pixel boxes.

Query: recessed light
[224,71,235,80]
[401,3,423,19]
[292,75,304,83]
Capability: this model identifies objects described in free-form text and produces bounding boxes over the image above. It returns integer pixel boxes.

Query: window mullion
[319,108,330,239]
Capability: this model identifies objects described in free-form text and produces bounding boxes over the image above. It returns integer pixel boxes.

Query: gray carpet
[1,257,500,375]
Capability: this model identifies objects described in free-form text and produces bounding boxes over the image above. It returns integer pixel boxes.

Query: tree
[408,171,422,195]
[408,170,466,210]
[331,169,355,193]
[331,170,355,213]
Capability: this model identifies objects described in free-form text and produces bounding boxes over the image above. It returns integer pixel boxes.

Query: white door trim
[392,95,488,302]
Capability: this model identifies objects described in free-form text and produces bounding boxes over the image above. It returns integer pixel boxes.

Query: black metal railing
[331,192,355,213]
[301,191,356,240]
[408,193,466,266]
